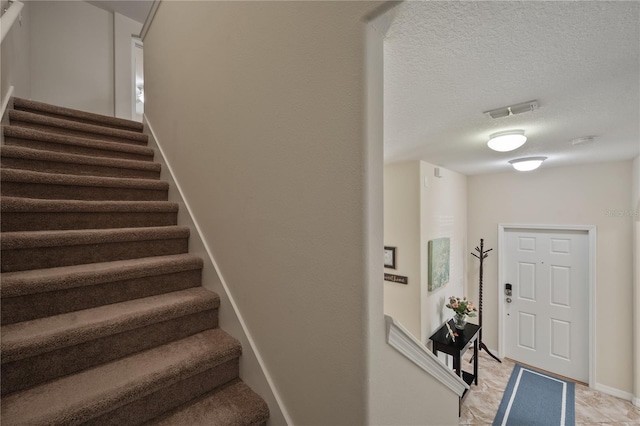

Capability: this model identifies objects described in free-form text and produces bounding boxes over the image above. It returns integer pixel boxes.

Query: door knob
[506,297,512,303]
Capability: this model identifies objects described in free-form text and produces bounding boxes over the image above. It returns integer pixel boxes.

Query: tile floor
[459,351,640,425]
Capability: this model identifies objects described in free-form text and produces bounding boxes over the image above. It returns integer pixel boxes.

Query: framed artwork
[428,237,450,291]
[384,246,397,269]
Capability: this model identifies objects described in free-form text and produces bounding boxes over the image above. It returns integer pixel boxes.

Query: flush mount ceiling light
[509,156,547,172]
[487,130,527,152]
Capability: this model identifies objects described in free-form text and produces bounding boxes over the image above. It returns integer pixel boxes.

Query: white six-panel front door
[504,229,589,382]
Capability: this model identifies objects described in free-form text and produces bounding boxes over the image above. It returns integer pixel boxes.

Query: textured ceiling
[384,1,640,175]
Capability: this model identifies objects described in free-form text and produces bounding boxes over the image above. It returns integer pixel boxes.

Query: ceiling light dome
[509,156,547,172]
[487,130,527,152]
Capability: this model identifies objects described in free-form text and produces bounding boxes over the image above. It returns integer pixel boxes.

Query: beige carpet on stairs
[0,97,270,426]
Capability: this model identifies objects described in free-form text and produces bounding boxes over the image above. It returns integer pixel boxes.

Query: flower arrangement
[446,296,478,318]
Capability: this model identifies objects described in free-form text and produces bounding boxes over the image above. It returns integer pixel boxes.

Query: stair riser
[1,182,168,202]
[10,121,148,146]
[149,381,270,426]
[84,360,239,426]
[1,211,178,232]
[1,309,218,395]
[1,269,202,324]
[1,157,160,180]
[1,239,189,272]
[4,137,154,162]
[14,108,143,133]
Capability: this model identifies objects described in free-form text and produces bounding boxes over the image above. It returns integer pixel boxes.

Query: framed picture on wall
[428,237,450,291]
[384,246,397,269]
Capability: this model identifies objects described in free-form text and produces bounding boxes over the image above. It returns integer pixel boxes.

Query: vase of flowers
[446,296,478,330]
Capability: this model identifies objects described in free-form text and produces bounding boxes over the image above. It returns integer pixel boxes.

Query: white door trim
[498,224,596,387]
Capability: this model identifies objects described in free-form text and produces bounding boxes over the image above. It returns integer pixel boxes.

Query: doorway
[132,38,144,122]
[498,224,596,385]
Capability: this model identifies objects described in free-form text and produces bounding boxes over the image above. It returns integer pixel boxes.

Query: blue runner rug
[493,364,575,426]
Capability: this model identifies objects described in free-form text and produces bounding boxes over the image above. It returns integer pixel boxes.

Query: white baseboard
[486,347,500,358]
[593,383,634,402]
[478,346,503,362]
[633,395,639,408]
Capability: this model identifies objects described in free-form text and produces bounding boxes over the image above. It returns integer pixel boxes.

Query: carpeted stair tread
[13,97,144,132]
[1,226,189,249]
[0,329,242,426]
[1,168,169,201]
[1,198,179,231]
[1,145,160,178]
[1,254,203,298]
[1,254,203,325]
[9,110,148,144]
[1,197,177,213]
[1,226,189,272]
[3,126,154,161]
[1,169,167,190]
[148,380,269,426]
[1,287,220,363]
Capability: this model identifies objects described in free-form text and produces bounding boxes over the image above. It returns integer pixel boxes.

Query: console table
[429,321,480,415]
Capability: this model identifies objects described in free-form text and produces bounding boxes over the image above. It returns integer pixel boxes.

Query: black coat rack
[471,239,501,363]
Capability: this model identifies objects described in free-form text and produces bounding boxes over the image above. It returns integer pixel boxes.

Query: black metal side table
[429,320,480,415]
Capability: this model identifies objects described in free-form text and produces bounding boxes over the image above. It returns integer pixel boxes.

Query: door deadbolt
[505,283,512,296]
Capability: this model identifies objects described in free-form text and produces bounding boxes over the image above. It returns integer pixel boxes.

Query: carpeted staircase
[0,98,270,425]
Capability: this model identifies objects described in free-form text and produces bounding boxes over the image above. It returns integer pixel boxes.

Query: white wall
[19,2,142,118]
[114,12,141,121]
[468,160,634,394]
[384,162,422,338]
[1,0,31,105]
[383,162,468,343]
[633,156,640,406]
[144,2,375,424]
[29,1,114,115]
[144,1,459,424]
[368,19,460,426]
[420,162,468,342]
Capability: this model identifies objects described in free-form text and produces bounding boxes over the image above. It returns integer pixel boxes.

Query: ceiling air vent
[484,100,539,119]
[571,136,595,146]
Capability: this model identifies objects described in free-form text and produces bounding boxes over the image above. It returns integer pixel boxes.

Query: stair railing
[1,0,23,44]
[385,315,468,397]
[1,0,24,117]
